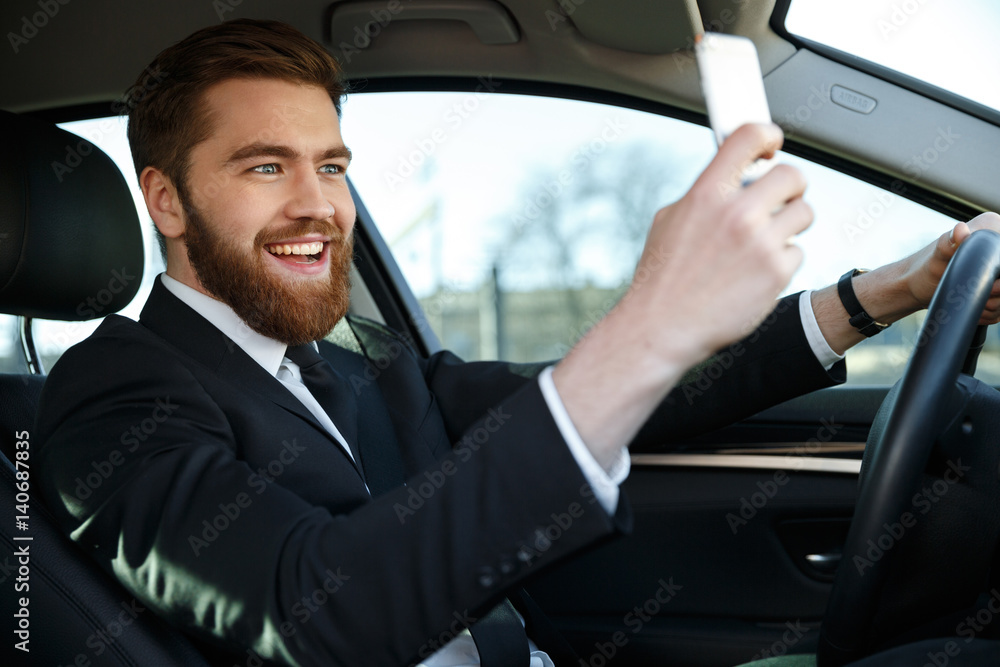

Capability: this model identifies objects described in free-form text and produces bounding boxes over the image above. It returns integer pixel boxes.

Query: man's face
[174,78,357,345]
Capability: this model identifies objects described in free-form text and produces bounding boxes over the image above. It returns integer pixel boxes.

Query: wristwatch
[837,269,889,337]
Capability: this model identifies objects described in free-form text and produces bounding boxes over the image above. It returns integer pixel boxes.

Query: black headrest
[0,110,143,320]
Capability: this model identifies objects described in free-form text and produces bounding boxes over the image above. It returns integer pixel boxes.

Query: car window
[3,98,997,387]
[786,0,1000,113]
[343,91,1000,385]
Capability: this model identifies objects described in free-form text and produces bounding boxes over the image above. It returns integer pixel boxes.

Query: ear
[139,166,186,239]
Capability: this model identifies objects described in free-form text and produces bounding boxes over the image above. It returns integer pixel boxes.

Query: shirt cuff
[537,366,630,515]
[799,290,845,371]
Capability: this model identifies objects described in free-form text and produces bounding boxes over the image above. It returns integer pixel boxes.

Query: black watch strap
[837,269,889,337]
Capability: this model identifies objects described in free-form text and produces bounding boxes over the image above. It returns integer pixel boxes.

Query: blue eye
[320,164,343,174]
[252,164,278,174]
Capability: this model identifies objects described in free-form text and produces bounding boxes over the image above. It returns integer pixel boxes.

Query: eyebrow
[224,142,352,165]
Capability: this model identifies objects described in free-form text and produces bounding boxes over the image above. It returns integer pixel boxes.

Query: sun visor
[567,0,703,54]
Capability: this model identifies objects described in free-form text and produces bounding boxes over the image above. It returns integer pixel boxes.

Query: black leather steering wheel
[817,229,1000,666]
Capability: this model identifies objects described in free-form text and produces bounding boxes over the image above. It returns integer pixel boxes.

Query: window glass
[786,0,1000,112]
[5,101,995,386]
[343,91,998,385]
[0,116,162,374]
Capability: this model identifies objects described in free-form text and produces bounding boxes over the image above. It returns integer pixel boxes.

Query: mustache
[254,220,349,247]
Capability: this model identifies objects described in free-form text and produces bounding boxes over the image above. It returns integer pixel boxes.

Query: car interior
[2,0,1000,665]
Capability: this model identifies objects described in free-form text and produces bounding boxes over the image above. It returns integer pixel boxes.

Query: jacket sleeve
[395,292,845,449]
[35,324,626,667]
[632,291,847,448]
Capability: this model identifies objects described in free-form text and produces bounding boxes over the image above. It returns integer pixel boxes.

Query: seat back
[0,110,211,665]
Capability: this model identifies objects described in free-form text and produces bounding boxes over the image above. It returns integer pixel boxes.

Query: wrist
[552,294,698,459]
[850,260,922,325]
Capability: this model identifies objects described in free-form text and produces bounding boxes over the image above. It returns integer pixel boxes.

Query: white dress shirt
[159,274,840,665]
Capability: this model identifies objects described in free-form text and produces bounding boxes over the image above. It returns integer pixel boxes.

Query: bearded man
[36,18,1000,667]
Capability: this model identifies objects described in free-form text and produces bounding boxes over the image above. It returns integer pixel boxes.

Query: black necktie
[285,343,530,665]
[284,343,404,495]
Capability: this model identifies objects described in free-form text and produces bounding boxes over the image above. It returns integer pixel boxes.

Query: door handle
[805,552,842,574]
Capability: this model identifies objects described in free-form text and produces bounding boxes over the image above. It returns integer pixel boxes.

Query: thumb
[944,221,971,257]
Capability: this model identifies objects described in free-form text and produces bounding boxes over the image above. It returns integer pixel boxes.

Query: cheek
[334,192,356,233]
[217,193,275,238]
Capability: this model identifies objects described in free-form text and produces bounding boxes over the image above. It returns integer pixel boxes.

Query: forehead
[197,78,343,152]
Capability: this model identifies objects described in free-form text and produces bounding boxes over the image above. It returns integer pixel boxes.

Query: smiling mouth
[265,241,325,264]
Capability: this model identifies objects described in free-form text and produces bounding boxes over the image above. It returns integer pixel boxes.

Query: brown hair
[122,19,346,255]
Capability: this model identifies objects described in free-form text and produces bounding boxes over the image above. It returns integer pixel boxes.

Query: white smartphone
[695,32,775,184]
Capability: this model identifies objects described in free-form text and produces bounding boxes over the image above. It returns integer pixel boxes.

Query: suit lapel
[138,280,365,479]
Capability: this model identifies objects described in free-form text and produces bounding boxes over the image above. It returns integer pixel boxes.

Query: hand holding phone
[695,32,776,185]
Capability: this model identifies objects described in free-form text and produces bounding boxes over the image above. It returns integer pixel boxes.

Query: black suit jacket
[36,280,843,666]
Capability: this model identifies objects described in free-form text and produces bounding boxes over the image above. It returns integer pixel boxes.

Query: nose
[284,170,334,223]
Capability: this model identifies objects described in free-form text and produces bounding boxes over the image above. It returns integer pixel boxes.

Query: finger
[775,241,805,284]
[742,163,808,217]
[967,211,1000,233]
[697,123,784,194]
[770,196,814,240]
[948,221,971,249]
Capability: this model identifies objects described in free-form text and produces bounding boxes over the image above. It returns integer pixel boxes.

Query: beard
[181,201,354,346]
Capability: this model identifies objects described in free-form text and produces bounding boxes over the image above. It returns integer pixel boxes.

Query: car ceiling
[2,0,999,215]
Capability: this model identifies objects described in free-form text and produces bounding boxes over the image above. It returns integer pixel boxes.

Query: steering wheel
[816,229,1000,666]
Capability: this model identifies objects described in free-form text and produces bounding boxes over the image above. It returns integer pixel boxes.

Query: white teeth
[267,241,325,256]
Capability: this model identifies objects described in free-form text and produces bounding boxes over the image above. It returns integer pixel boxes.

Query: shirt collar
[159,273,288,377]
